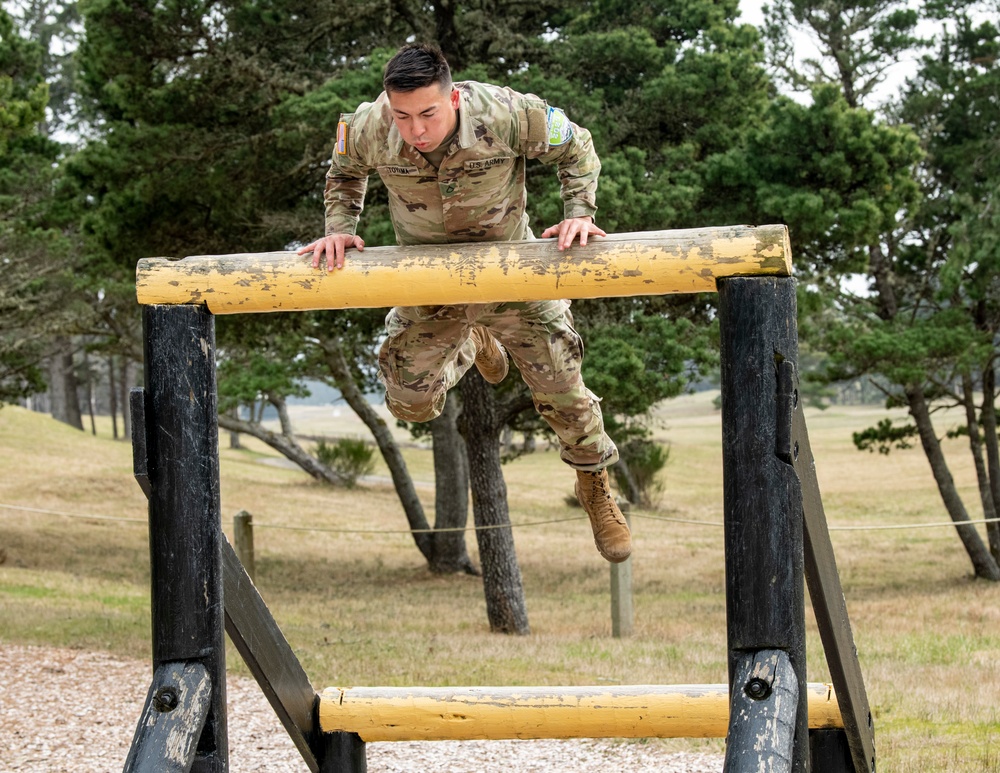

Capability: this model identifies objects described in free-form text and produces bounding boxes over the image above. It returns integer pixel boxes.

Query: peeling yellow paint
[136,225,793,314]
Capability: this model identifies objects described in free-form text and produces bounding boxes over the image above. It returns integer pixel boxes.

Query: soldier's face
[388,84,460,153]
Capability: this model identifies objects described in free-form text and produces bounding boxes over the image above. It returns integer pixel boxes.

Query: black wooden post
[718,277,808,772]
[138,303,228,772]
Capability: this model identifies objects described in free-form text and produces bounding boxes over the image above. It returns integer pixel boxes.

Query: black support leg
[131,304,228,772]
[718,277,808,772]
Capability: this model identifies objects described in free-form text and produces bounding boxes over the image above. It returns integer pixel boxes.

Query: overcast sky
[735,0,933,105]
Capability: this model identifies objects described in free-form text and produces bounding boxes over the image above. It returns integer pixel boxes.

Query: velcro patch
[336,121,348,155]
[546,107,573,146]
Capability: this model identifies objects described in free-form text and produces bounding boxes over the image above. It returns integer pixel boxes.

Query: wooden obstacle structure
[125,225,876,773]
[318,682,846,742]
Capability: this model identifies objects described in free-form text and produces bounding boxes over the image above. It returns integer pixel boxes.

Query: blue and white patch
[546,106,573,146]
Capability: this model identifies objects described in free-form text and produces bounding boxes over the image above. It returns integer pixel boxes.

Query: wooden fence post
[611,502,633,638]
[234,511,255,583]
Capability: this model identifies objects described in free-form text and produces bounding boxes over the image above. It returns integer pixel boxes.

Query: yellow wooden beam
[317,682,841,742]
[135,224,791,314]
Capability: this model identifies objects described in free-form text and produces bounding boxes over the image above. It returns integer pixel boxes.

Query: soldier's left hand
[541,217,607,251]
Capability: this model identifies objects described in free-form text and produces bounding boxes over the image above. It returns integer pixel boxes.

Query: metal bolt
[745,678,772,701]
[153,687,179,712]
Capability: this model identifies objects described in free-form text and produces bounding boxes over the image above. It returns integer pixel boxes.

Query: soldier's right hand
[296,233,365,272]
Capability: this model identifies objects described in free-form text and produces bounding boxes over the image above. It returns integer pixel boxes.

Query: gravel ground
[0,643,724,772]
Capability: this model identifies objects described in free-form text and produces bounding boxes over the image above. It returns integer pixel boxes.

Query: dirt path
[0,643,724,772]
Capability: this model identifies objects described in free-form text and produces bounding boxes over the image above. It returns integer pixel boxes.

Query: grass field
[1,392,998,771]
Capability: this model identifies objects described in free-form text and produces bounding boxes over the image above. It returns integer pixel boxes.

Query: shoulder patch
[336,112,357,156]
[546,106,573,146]
[336,121,348,155]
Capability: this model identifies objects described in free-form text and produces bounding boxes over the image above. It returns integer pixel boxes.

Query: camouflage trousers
[378,300,619,471]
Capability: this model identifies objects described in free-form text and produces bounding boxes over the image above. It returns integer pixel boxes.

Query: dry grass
[1,393,999,771]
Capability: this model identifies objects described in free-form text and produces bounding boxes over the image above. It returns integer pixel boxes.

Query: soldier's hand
[540,217,607,251]
[297,233,365,272]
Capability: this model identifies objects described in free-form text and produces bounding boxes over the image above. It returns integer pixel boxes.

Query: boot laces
[582,472,624,525]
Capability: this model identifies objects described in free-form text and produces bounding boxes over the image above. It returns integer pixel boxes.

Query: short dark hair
[383,44,452,93]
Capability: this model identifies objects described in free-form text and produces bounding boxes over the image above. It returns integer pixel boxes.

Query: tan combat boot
[470,326,509,384]
[576,469,632,563]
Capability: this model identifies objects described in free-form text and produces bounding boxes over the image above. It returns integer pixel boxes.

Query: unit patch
[336,121,348,155]
[546,107,573,146]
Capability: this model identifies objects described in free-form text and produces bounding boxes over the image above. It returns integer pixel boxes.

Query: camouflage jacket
[324,80,600,246]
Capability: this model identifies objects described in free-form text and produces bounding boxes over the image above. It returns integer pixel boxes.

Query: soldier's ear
[450,88,460,110]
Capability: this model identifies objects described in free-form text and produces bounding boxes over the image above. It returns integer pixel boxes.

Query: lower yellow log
[317,683,842,742]
[135,224,791,314]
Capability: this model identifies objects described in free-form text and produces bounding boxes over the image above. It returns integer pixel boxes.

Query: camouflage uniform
[325,81,618,471]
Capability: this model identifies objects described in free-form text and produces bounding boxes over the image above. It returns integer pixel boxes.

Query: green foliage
[578,311,717,426]
[0,7,79,405]
[32,0,993,509]
[61,0,775,445]
[0,9,48,152]
[901,8,1000,313]
[215,316,312,413]
[314,437,376,487]
[612,436,670,505]
[853,418,918,454]
[825,308,991,389]
[704,84,922,277]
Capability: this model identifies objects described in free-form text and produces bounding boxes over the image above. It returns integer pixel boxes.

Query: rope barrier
[3,500,999,535]
[628,511,1000,531]
[252,515,587,534]
[829,517,1000,531]
[0,503,146,524]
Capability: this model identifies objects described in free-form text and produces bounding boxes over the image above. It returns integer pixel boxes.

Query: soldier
[297,43,631,563]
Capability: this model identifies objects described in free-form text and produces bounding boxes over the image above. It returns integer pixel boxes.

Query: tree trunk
[428,392,478,575]
[217,410,348,486]
[317,336,433,561]
[108,354,119,440]
[907,386,1000,580]
[613,454,643,506]
[48,335,83,430]
[270,392,295,437]
[961,372,998,559]
[432,0,463,69]
[120,356,132,442]
[980,363,1000,563]
[501,425,514,456]
[460,370,530,635]
[82,346,97,436]
[227,407,242,449]
[869,242,898,320]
